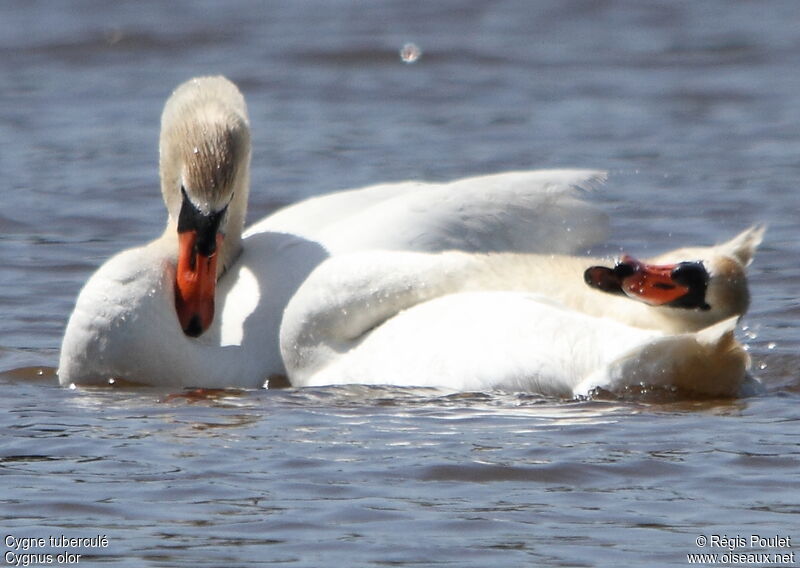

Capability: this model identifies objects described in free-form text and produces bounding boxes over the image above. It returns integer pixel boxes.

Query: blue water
[1,1,799,566]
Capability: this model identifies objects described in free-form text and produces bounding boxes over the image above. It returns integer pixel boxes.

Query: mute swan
[280,241,759,397]
[58,76,609,388]
[59,75,761,393]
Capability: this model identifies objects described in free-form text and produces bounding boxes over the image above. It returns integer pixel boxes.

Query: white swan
[58,75,761,395]
[280,238,761,397]
[57,77,607,388]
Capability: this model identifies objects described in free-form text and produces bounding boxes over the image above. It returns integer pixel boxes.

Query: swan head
[585,255,713,311]
[159,76,251,337]
[642,225,765,323]
[584,225,764,328]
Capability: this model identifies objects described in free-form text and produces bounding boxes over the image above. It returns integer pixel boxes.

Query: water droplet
[767,342,776,350]
[68,383,77,390]
[36,369,43,376]
[400,43,422,63]
[193,147,199,155]
[758,362,767,370]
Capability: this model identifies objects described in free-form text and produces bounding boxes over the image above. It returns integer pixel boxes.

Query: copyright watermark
[688,534,795,565]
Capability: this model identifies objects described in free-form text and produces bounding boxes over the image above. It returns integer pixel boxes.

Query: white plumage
[59,76,761,397]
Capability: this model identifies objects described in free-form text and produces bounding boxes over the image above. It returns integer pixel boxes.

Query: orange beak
[617,255,690,306]
[585,255,710,310]
[173,185,229,337]
[175,231,224,337]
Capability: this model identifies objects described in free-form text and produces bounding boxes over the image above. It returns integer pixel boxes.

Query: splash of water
[400,43,422,64]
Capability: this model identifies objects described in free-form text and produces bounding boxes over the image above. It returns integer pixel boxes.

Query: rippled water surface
[2,1,799,566]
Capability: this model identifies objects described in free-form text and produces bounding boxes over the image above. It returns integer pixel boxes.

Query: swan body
[59,75,761,396]
[281,234,760,397]
[288,289,747,398]
[58,165,615,388]
[58,77,617,388]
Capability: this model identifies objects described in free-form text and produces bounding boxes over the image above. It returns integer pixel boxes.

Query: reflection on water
[2,0,800,566]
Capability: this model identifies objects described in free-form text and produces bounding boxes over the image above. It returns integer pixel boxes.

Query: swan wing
[251,169,608,255]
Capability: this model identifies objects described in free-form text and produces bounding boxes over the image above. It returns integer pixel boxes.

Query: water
[1,1,799,566]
